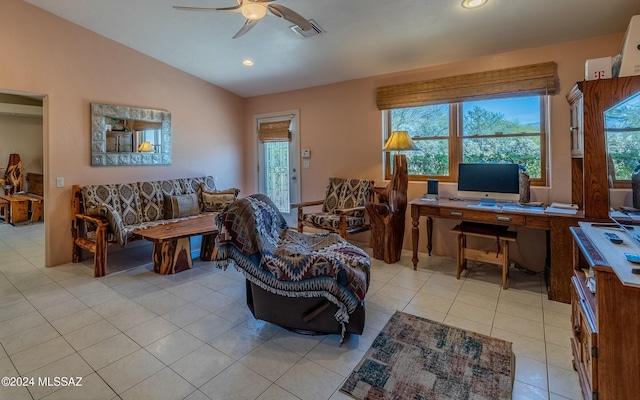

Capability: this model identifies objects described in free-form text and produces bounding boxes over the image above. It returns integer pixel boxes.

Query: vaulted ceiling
[24,0,640,97]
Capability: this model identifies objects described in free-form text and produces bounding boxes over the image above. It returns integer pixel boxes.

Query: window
[390,104,450,176]
[377,62,557,186]
[138,128,161,152]
[386,95,548,185]
[263,141,291,213]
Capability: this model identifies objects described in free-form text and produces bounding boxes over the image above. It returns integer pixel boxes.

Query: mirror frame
[91,102,171,166]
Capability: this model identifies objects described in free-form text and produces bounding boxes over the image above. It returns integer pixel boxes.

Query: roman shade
[376,61,557,110]
[257,120,291,142]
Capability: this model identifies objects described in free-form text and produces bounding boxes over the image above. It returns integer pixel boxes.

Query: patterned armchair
[291,177,375,238]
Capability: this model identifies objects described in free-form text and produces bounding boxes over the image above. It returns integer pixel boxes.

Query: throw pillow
[200,186,240,212]
[164,193,200,219]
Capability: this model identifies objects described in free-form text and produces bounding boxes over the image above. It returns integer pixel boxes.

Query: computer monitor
[457,163,520,203]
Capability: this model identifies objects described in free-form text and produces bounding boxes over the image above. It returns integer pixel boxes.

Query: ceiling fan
[173,0,313,39]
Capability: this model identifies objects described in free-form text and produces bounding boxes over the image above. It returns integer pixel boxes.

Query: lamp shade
[138,141,153,152]
[383,131,419,151]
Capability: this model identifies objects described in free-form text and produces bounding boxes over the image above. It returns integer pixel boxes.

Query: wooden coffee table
[135,214,219,274]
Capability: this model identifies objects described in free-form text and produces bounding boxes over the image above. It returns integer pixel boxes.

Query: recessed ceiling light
[461,0,487,9]
[242,59,254,66]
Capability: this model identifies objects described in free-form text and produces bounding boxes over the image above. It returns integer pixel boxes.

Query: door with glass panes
[256,111,300,225]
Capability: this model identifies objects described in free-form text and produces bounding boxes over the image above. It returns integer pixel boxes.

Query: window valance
[257,120,291,142]
[376,61,557,110]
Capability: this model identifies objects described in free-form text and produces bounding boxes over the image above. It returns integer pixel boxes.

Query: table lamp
[138,141,153,152]
[383,130,418,174]
[369,131,417,263]
[383,131,418,153]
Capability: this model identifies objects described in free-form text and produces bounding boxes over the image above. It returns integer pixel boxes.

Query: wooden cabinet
[0,194,30,224]
[570,273,598,398]
[570,224,640,400]
[106,130,133,153]
[567,87,584,210]
[568,87,584,158]
[568,77,640,220]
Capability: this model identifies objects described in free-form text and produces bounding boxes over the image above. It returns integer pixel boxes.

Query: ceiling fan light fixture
[241,3,267,20]
[461,0,487,9]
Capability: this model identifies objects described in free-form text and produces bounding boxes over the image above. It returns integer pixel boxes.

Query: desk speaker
[427,179,439,196]
[425,179,438,200]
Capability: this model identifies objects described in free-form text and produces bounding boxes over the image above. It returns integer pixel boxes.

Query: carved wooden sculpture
[5,153,24,194]
[366,155,409,263]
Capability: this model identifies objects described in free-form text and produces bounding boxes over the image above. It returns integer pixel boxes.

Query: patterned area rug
[340,311,515,400]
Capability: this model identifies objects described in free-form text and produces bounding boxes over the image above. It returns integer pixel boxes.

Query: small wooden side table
[0,194,30,225]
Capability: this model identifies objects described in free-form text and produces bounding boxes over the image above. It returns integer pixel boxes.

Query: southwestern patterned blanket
[215,194,370,327]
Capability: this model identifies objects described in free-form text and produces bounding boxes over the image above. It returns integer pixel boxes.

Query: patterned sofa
[71,176,239,277]
[215,194,371,341]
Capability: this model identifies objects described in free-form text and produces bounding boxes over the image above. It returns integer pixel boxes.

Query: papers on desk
[545,207,578,215]
[462,202,579,214]
[612,210,640,221]
[502,204,545,213]
[549,202,578,209]
[624,211,640,221]
[611,210,629,219]
[545,202,579,215]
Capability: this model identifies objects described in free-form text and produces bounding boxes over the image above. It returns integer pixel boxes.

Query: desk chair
[451,222,517,289]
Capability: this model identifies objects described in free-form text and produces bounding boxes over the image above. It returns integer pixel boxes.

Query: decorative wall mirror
[91,103,171,166]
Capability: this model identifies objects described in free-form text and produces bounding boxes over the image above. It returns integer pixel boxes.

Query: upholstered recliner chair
[215,194,370,341]
[291,177,374,238]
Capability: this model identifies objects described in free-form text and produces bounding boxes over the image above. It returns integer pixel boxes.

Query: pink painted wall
[0,0,628,270]
[0,114,44,175]
[244,33,626,269]
[0,0,245,266]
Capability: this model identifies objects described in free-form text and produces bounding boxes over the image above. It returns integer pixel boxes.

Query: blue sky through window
[465,96,540,125]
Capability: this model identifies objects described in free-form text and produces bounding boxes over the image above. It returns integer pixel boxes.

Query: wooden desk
[409,198,583,302]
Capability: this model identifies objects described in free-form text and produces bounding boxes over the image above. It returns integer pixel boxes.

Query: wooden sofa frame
[72,185,111,277]
[71,179,233,277]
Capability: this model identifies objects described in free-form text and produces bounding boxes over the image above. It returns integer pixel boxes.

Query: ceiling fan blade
[173,6,240,12]
[232,19,260,39]
[267,4,312,31]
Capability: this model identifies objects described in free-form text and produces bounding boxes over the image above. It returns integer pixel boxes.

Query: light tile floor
[0,222,582,400]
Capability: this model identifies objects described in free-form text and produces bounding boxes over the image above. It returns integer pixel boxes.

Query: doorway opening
[0,90,46,261]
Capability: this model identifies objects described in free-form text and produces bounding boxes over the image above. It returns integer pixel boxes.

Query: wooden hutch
[567,76,640,399]
[570,223,640,400]
[568,76,640,219]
